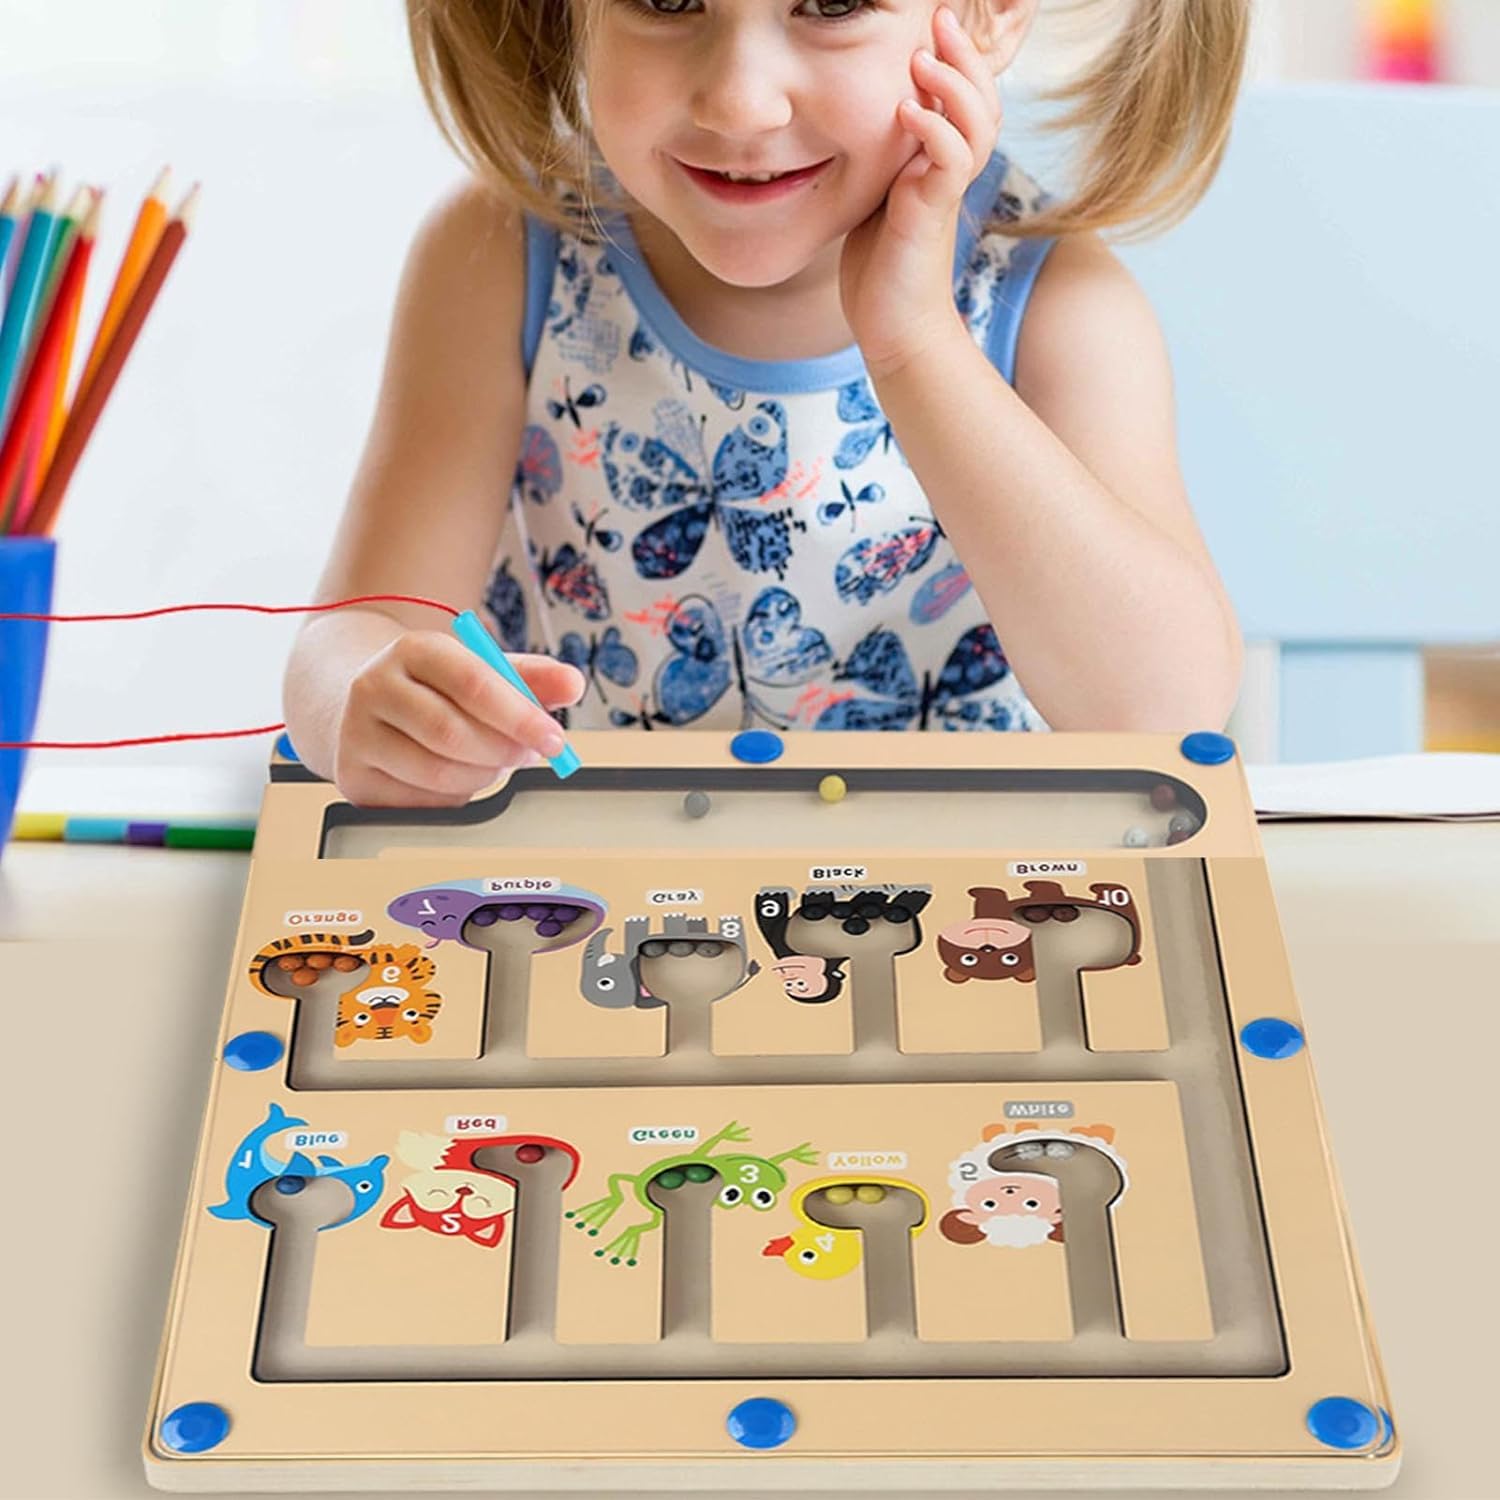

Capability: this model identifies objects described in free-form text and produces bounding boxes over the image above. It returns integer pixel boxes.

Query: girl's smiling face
[581,0,967,289]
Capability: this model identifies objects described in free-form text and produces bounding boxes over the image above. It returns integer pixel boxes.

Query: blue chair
[1013,83,1499,761]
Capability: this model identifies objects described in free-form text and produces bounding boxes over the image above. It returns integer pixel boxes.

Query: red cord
[0,594,461,750]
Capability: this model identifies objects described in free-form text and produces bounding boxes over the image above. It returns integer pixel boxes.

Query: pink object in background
[1368,0,1443,82]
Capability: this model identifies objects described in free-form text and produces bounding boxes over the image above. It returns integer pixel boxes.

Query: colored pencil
[0,192,98,532]
[11,186,93,519]
[77,166,169,399]
[26,201,93,512]
[24,183,198,538]
[1,174,36,301]
[0,177,21,303]
[0,173,59,430]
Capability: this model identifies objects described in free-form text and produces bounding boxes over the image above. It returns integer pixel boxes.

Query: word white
[810,865,867,881]
[1008,860,1086,877]
[630,1125,699,1145]
[484,877,558,894]
[283,910,363,928]
[1003,1101,1075,1118]
[648,889,704,906]
[282,1129,347,1151]
[827,1150,905,1170]
[446,1115,507,1135]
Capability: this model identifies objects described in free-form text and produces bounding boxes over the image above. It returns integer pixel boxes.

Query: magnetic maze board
[144,729,1399,1492]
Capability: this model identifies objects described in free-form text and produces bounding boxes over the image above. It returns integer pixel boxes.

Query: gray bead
[683,790,711,819]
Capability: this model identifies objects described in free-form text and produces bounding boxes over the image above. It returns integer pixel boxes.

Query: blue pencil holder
[0,537,56,855]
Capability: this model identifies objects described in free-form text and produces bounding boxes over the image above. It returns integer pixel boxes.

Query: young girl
[283,0,1247,808]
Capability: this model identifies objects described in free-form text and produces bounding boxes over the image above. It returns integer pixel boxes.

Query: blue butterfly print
[547,376,606,428]
[834,378,900,471]
[533,542,610,621]
[628,589,832,730]
[910,561,974,624]
[572,501,623,552]
[560,627,639,705]
[835,521,940,606]
[483,559,530,653]
[707,379,747,411]
[544,241,620,376]
[818,477,886,528]
[515,425,563,506]
[652,595,734,726]
[816,624,1015,731]
[599,402,706,511]
[627,400,805,581]
[741,587,833,683]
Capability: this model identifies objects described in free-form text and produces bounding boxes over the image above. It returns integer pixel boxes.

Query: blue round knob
[274,1175,307,1195]
[160,1401,231,1454]
[1240,1017,1305,1059]
[1180,731,1236,765]
[730,729,784,765]
[727,1396,796,1450]
[1306,1396,1381,1450]
[223,1031,285,1072]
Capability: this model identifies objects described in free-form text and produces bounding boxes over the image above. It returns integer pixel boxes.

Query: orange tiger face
[334,946,442,1047]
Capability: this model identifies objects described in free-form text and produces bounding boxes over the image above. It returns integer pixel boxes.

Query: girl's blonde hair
[407,0,1249,243]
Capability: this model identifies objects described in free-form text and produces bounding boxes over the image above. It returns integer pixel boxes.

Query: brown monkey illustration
[936,887,1034,984]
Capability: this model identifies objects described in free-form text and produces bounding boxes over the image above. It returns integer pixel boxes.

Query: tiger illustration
[333,946,443,1047]
[247,928,376,996]
[246,929,444,1047]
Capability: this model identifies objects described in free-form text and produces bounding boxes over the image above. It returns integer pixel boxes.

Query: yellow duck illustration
[762,1174,929,1280]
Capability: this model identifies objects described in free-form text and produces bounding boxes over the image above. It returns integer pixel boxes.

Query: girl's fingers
[935,5,1000,120]
[367,717,528,799]
[898,96,974,185]
[376,665,552,769]
[911,51,992,173]
[403,635,567,759]
[512,652,587,710]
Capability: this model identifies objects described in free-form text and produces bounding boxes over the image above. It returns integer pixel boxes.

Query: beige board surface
[146,734,1396,1490]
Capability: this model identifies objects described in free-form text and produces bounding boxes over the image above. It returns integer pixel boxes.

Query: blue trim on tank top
[522,213,560,378]
[984,231,1057,386]
[521,149,1050,392]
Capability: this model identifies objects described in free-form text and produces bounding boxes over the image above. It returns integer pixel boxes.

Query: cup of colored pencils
[0,166,196,852]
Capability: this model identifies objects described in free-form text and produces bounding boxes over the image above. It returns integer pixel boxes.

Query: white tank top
[485,148,1057,734]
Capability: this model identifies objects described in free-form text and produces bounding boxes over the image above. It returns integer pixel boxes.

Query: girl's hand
[840,5,1002,379]
[334,630,583,807]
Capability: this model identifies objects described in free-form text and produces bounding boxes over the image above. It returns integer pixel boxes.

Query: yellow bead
[818,774,847,804]
[824,1185,855,1205]
[855,1184,886,1204]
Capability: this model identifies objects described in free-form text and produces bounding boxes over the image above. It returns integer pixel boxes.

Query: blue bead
[1240,1017,1305,1059]
[730,729,784,765]
[726,1396,796,1450]
[274,1175,307,1195]
[1306,1397,1381,1450]
[160,1401,231,1454]
[1179,730,1236,765]
[222,1031,285,1072]
[275,732,301,763]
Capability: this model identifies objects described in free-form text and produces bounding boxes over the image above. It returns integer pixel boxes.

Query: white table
[1,822,1494,1499]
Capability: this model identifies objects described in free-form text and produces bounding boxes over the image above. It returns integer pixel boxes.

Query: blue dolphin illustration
[208,1102,389,1230]
[209,1102,307,1221]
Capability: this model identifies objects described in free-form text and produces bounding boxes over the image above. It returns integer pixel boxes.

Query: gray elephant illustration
[580,913,760,1010]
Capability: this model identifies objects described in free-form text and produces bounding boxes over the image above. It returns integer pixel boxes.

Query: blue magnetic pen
[451,609,581,779]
